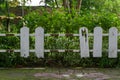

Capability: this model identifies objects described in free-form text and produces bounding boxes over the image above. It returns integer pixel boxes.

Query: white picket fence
[0,26,119,58]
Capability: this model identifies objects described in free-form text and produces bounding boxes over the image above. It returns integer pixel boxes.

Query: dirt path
[33,68,120,80]
[0,68,120,80]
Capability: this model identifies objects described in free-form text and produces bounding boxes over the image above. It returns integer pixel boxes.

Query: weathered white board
[35,27,44,58]
[93,27,102,57]
[109,27,118,58]
[20,27,29,57]
[79,27,89,57]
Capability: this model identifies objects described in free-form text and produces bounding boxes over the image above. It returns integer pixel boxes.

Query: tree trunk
[63,0,67,8]
[69,0,73,9]
[76,0,82,11]
[62,0,82,13]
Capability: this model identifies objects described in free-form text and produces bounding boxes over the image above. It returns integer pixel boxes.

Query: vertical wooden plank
[35,27,44,58]
[79,27,89,58]
[20,27,29,57]
[93,27,102,57]
[109,27,118,58]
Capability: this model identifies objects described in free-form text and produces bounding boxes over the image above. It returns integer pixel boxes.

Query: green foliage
[24,8,120,33]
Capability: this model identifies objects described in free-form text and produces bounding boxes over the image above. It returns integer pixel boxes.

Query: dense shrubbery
[24,9,120,33]
[0,4,120,67]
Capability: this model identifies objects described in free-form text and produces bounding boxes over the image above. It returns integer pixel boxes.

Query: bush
[0,8,120,68]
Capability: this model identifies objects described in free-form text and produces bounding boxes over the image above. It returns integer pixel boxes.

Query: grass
[0,67,120,80]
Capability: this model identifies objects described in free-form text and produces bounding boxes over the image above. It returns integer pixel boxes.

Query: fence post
[35,27,44,58]
[109,27,118,58]
[93,27,102,57]
[79,27,89,57]
[20,27,29,57]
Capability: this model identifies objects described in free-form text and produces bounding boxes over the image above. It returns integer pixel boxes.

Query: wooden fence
[0,26,119,58]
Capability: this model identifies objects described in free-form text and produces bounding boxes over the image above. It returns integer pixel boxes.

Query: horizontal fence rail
[0,26,120,58]
[1,33,119,37]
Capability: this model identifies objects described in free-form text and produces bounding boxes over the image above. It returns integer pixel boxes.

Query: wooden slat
[79,27,89,57]
[20,27,29,57]
[35,27,44,58]
[109,27,118,58]
[93,27,102,57]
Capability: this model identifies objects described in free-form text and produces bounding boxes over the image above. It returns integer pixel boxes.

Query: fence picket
[93,27,102,57]
[35,27,44,58]
[109,27,118,58]
[79,27,89,57]
[20,27,29,57]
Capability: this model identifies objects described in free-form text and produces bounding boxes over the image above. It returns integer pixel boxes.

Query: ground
[0,67,120,80]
